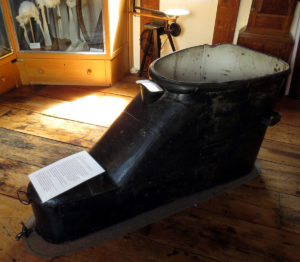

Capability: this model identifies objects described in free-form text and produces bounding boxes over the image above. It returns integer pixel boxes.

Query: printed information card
[29,42,41,49]
[29,151,105,203]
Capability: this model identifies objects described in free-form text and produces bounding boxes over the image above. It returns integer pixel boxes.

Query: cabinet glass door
[9,0,104,53]
[0,3,12,58]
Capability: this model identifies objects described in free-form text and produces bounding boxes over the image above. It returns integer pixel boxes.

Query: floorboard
[199,183,300,234]
[0,74,299,262]
[0,93,132,127]
[0,108,107,147]
[248,159,300,196]
[265,122,300,145]
[0,194,217,262]
[0,156,38,198]
[0,105,10,117]
[275,97,300,126]
[135,208,300,262]
[0,128,85,167]
[259,139,300,168]
[248,160,300,196]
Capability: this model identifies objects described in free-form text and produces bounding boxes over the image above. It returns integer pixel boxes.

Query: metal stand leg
[167,32,176,52]
[153,29,160,58]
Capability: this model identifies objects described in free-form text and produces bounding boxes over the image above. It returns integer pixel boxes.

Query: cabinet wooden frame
[0,0,20,95]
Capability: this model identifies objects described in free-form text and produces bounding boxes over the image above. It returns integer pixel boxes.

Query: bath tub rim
[149,44,290,94]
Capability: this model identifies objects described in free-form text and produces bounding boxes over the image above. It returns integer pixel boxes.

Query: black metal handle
[17,190,31,205]
[16,222,32,241]
[261,111,281,127]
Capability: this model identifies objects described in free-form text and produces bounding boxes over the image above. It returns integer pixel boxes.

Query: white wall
[291,2,300,39]
[159,0,218,55]
[233,0,252,44]
[132,14,141,72]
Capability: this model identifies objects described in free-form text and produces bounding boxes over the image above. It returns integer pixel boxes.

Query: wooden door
[213,0,241,44]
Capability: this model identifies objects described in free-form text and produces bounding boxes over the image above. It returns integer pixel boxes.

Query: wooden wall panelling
[213,0,241,44]
[237,0,297,62]
[247,0,297,32]
[140,0,160,68]
[237,28,294,62]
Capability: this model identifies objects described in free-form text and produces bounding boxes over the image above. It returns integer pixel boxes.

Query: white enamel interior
[153,45,289,83]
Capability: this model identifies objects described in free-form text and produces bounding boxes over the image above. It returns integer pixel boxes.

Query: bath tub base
[24,162,260,257]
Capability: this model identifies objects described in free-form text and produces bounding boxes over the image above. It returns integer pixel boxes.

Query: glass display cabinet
[0,0,20,94]
[9,0,105,53]
[0,0,129,86]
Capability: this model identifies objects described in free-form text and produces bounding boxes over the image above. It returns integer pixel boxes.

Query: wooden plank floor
[0,75,299,262]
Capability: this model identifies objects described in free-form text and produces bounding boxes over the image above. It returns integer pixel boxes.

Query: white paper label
[90,48,103,52]
[29,42,41,49]
[136,80,163,92]
[29,151,105,203]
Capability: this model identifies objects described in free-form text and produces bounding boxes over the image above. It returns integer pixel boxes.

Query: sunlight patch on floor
[43,95,129,127]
